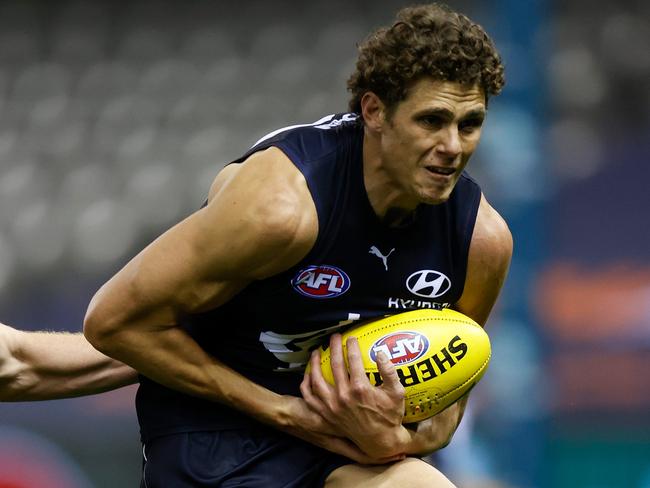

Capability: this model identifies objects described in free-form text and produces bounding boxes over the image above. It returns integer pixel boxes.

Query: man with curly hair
[4,3,511,486]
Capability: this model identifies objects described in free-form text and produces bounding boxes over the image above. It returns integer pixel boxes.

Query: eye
[419,115,445,129]
[459,118,484,134]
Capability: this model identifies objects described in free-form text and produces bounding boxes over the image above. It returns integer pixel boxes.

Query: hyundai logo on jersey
[406,270,451,298]
[370,331,430,365]
[292,265,351,298]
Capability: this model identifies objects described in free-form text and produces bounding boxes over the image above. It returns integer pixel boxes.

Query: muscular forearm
[85,320,292,427]
[0,325,137,401]
[89,323,403,464]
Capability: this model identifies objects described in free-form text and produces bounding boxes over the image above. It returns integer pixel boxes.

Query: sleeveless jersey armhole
[456,173,482,299]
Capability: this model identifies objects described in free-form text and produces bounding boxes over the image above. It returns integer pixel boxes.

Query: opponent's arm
[0,323,136,401]
[83,148,395,464]
[403,194,513,455]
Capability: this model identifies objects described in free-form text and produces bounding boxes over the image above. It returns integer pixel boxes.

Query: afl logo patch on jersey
[370,332,430,365]
[292,265,351,299]
[406,270,451,298]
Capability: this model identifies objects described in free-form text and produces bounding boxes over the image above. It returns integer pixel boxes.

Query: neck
[362,128,419,221]
[381,207,418,228]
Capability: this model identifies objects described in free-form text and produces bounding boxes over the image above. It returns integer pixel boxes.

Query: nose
[435,126,462,159]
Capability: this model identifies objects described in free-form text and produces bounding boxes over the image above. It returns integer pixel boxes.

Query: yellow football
[311,308,491,423]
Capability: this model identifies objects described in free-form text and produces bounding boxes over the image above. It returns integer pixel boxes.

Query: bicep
[454,194,513,326]
[86,147,317,332]
[92,207,248,326]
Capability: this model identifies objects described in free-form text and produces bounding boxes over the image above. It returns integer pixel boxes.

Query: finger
[329,333,350,388]
[308,348,335,399]
[376,351,405,395]
[345,336,368,382]
[300,370,316,404]
[300,371,330,417]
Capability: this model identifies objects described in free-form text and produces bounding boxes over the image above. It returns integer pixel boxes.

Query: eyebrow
[416,107,487,121]
[463,109,487,120]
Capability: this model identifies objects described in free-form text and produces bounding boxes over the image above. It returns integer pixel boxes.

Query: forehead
[398,78,486,114]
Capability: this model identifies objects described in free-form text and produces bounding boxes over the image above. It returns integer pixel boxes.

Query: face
[370,78,486,208]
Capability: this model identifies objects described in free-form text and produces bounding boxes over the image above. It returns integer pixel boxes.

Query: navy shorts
[140,426,352,488]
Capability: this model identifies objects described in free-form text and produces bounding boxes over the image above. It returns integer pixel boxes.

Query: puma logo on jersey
[369,246,395,271]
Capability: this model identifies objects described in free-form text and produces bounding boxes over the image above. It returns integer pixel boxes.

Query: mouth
[425,166,456,176]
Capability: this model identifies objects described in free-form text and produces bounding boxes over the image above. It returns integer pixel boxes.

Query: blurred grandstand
[0,0,373,282]
[0,0,649,487]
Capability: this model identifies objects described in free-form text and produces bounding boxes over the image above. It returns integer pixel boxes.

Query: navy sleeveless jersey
[136,113,482,442]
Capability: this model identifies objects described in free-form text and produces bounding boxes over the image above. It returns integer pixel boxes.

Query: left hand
[300,333,412,459]
[402,396,468,455]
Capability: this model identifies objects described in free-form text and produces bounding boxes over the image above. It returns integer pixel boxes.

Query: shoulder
[245,113,361,165]
[471,194,513,265]
[455,194,512,325]
[208,147,317,240]
[201,147,319,279]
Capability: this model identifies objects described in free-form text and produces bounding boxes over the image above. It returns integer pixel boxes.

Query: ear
[360,92,386,132]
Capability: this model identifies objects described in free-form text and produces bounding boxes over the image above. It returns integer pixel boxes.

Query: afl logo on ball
[292,265,351,299]
[370,332,430,365]
[406,270,451,298]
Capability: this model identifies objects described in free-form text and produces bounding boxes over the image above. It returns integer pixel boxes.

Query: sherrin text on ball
[310,308,491,423]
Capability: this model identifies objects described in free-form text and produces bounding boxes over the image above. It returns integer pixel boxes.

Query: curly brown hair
[347,3,505,115]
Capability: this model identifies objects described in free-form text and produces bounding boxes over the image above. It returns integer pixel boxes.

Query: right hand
[279,394,406,465]
[299,334,412,459]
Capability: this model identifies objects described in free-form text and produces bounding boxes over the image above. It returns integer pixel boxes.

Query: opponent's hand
[300,333,412,459]
[280,394,405,465]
